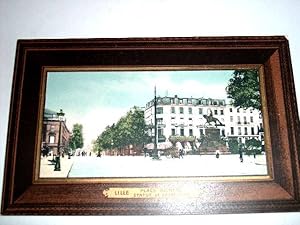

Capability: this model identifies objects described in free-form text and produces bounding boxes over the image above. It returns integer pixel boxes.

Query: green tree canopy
[245,138,262,155]
[227,138,239,154]
[69,123,84,150]
[95,107,150,151]
[226,69,261,110]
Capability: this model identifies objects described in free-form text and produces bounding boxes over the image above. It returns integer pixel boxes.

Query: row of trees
[93,107,150,155]
[228,137,262,155]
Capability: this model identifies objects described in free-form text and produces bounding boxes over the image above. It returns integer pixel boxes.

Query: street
[66,154,267,178]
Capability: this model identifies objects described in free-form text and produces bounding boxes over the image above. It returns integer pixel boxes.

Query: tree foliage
[228,138,239,154]
[226,69,261,110]
[95,107,151,151]
[245,138,262,155]
[69,123,84,150]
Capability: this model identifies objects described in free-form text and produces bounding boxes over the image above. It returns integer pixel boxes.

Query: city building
[42,109,71,156]
[144,95,263,152]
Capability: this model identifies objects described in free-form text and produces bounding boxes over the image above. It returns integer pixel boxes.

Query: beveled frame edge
[33,64,273,184]
[1,36,300,215]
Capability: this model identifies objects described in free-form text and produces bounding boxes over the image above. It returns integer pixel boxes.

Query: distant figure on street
[215,150,220,159]
[239,145,243,163]
[179,148,184,159]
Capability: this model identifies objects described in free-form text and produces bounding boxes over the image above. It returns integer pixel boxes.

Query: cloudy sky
[45,70,234,147]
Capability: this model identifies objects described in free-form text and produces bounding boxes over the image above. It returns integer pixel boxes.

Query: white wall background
[1,0,300,224]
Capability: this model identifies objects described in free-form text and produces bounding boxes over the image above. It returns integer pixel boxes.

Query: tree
[245,138,262,156]
[69,124,84,151]
[227,138,239,154]
[95,107,151,154]
[226,69,261,110]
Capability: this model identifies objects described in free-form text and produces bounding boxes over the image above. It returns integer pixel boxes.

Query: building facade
[42,109,71,156]
[145,95,263,152]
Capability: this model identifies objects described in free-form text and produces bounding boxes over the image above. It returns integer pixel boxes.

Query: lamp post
[54,109,65,171]
[152,86,159,159]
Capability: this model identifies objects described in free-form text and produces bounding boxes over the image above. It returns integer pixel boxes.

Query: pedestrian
[239,145,243,163]
[179,148,184,159]
[215,150,220,159]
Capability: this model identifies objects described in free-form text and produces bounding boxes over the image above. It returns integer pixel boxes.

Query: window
[157,118,163,124]
[229,108,233,112]
[244,127,248,135]
[49,135,55,144]
[243,109,246,113]
[251,127,255,135]
[171,128,176,136]
[250,108,253,113]
[189,129,193,136]
[220,109,224,115]
[244,116,247,124]
[199,108,203,114]
[188,118,193,126]
[230,116,233,122]
[171,107,175,113]
[180,128,184,136]
[230,127,234,135]
[214,109,218,115]
[250,116,254,123]
[221,129,225,137]
[158,128,163,136]
[179,107,184,114]
[188,107,192,114]
[237,108,240,113]
[200,129,204,136]
[50,125,55,132]
[238,127,241,135]
[237,116,241,124]
[157,107,163,114]
[171,117,175,124]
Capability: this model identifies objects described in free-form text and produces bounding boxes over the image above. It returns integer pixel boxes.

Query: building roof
[44,108,59,120]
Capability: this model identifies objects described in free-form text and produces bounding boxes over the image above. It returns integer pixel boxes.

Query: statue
[203,110,224,127]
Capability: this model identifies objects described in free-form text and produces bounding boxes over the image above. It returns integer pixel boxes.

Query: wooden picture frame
[1,36,300,215]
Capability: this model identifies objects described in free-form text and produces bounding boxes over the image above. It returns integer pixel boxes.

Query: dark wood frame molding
[1,36,300,215]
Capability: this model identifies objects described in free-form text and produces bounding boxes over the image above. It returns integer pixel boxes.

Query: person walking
[239,145,243,163]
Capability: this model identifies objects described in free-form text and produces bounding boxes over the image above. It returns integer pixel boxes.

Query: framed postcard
[1,36,300,215]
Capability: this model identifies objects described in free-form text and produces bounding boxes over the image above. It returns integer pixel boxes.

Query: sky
[45,70,234,147]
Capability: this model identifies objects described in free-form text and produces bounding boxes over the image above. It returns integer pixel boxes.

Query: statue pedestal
[199,127,230,155]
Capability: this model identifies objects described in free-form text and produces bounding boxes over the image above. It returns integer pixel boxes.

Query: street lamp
[54,109,65,171]
[152,86,159,159]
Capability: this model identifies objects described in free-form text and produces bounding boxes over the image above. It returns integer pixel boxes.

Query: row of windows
[156,126,258,138]
[230,116,254,123]
[229,107,254,113]
[157,116,258,126]
[159,128,226,138]
[156,106,258,115]
[146,97,226,108]
[157,107,224,115]
[230,127,256,135]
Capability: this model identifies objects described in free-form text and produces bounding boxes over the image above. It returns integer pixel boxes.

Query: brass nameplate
[103,187,199,198]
